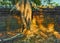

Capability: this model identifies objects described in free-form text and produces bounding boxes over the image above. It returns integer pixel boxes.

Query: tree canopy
[31,0,41,5]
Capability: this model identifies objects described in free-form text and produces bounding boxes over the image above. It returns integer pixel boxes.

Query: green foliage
[47,0,52,4]
[0,0,12,5]
[31,0,41,5]
[44,0,52,4]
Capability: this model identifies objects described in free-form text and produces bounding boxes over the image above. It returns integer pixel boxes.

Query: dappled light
[0,0,60,43]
